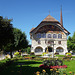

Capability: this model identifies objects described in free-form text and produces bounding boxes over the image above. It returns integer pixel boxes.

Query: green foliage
[13,28,28,50]
[42,52,47,56]
[27,47,31,54]
[3,28,28,58]
[0,59,75,75]
[0,16,14,50]
[14,52,19,56]
[66,53,71,56]
[21,47,31,54]
[67,32,75,52]
[43,59,63,66]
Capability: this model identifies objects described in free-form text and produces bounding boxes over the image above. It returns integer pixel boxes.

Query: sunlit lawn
[63,60,75,73]
[1,59,75,75]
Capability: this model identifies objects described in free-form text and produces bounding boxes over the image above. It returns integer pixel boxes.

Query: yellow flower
[54,68,57,71]
[36,74,40,75]
[63,74,66,75]
[36,71,40,74]
[56,71,59,73]
[50,69,53,71]
[42,69,46,72]
[69,71,72,74]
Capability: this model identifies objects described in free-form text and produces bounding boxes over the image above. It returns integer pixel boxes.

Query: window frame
[58,34,62,38]
[37,33,41,38]
[41,33,46,38]
[47,34,52,38]
[53,34,57,38]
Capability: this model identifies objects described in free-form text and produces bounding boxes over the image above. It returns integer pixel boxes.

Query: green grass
[56,55,64,57]
[63,60,75,73]
[0,59,75,75]
[72,56,75,58]
[0,60,46,75]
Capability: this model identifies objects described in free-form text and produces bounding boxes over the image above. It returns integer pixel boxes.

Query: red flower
[39,64,67,69]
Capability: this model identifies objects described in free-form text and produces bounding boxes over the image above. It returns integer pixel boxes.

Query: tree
[13,28,28,50]
[67,32,75,52]
[0,16,14,50]
[4,28,28,58]
[67,36,73,52]
[27,47,31,54]
[71,32,75,52]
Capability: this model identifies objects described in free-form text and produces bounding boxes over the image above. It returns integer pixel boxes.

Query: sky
[0,0,75,44]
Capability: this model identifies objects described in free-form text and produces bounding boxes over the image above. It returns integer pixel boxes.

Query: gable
[35,25,62,33]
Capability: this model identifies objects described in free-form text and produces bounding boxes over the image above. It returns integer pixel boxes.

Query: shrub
[30,52,35,55]
[66,53,71,56]
[14,52,19,56]
[27,47,31,54]
[42,52,47,56]
[42,59,63,66]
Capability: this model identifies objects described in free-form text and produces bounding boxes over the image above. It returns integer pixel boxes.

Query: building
[30,10,70,55]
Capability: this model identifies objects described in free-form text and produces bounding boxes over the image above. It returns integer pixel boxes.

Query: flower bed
[39,64,67,69]
[39,59,67,70]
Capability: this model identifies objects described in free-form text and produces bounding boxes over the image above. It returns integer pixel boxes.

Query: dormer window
[48,34,51,38]
[37,33,41,38]
[53,34,57,38]
[41,33,46,38]
[58,34,62,38]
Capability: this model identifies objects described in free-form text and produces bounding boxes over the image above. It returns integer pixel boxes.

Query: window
[53,34,57,38]
[38,40,41,44]
[48,34,51,38]
[58,34,62,38]
[48,40,54,44]
[56,47,63,52]
[35,48,43,53]
[41,33,46,38]
[48,40,51,44]
[35,47,43,53]
[56,49,63,52]
[37,33,41,38]
[58,41,61,44]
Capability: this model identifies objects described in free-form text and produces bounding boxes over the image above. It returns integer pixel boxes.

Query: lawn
[0,59,75,75]
[63,60,75,73]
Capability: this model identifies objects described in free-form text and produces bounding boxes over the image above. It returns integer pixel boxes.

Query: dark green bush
[43,59,63,66]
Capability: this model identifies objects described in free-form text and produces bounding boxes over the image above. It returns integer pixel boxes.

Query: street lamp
[47,40,55,58]
[51,43,56,58]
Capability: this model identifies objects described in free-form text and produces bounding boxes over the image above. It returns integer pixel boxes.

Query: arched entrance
[45,46,53,52]
[35,46,43,53]
[56,47,64,53]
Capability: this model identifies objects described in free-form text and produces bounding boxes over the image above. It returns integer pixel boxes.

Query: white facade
[30,15,70,55]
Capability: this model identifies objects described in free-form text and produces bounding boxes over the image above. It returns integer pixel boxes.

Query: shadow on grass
[1,60,51,75]
[16,60,42,65]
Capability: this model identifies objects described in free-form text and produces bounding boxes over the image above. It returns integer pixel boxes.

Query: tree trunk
[10,50,13,58]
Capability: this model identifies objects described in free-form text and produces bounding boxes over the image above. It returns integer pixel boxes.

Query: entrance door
[45,47,52,52]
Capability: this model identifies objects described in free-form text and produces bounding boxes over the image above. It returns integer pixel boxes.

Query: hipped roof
[42,15,58,22]
[30,14,70,35]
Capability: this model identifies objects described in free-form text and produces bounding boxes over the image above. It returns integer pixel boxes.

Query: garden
[0,53,75,75]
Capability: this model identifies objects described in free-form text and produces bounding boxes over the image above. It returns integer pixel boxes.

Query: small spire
[60,5,63,26]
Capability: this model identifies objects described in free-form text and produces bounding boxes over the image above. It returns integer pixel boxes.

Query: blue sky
[0,0,75,44]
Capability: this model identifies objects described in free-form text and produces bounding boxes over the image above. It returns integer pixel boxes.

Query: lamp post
[48,41,55,58]
[51,43,56,58]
